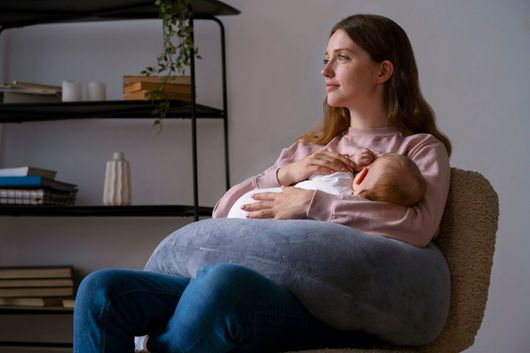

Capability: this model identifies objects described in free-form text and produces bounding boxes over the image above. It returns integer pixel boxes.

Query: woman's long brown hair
[303,14,452,156]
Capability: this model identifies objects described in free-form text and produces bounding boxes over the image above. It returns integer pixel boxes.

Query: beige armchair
[289,168,499,353]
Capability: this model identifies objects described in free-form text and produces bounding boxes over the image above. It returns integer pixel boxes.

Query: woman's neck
[348,107,390,129]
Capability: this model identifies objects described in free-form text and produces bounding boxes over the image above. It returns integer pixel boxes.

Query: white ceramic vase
[103,152,132,206]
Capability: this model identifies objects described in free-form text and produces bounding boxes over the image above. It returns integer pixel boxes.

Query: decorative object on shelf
[87,81,106,101]
[103,152,132,206]
[141,0,199,127]
[61,80,82,102]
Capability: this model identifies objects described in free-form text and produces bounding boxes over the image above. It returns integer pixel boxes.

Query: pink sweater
[213,126,450,247]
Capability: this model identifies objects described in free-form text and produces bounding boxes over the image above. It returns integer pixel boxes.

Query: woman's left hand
[242,187,315,220]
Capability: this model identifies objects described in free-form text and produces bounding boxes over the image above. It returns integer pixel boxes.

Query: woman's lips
[326,84,339,92]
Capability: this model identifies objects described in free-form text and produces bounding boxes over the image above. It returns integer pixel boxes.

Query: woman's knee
[195,264,270,300]
[163,264,274,349]
[188,263,290,316]
[76,269,134,307]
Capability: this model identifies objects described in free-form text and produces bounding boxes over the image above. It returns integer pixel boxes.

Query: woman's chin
[326,99,346,108]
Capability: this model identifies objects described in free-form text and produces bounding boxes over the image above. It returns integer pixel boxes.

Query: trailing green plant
[141,0,199,128]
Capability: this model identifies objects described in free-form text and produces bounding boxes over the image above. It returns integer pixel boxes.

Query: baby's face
[351,156,393,196]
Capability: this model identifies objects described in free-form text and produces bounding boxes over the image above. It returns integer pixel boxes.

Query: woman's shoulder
[402,133,450,165]
[402,132,445,148]
[402,133,446,151]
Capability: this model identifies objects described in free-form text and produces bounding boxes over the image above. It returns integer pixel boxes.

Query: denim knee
[76,269,132,310]
[78,268,124,295]
[163,264,267,349]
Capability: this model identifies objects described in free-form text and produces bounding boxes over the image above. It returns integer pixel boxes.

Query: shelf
[0,205,214,217]
[0,100,224,122]
[0,306,73,314]
[0,0,240,30]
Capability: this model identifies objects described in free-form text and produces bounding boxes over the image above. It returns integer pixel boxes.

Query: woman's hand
[242,187,315,220]
[277,151,355,186]
[349,148,376,171]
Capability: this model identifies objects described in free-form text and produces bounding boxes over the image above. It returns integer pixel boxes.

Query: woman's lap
[74,265,372,353]
[74,218,450,352]
[145,218,450,345]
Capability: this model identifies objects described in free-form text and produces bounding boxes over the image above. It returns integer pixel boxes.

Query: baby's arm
[348,148,376,171]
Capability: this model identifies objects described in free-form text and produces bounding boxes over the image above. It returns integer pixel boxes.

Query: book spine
[0,266,73,279]
[0,286,74,297]
[0,176,77,192]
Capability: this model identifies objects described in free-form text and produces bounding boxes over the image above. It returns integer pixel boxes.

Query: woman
[74,14,451,353]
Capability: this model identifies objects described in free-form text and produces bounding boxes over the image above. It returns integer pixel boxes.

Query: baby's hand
[349,148,375,171]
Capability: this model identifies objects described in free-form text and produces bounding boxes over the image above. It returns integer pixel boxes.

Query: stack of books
[0,166,77,205]
[122,75,192,102]
[0,265,76,308]
[0,81,61,104]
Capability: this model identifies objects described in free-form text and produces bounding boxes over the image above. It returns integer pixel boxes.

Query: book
[123,90,192,102]
[0,266,73,279]
[0,286,74,297]
[123,81,191,94]
[1,90,61,103]
[1,81,61,103]
[123,75,191,86]
[0,297,64,307]
[9,81,62,93]
[0,197,75,206]
[0,278,74,288]
[0,166,57,179]
[62,298,75,308]
[0,188,77,205]
[0,176,77,192]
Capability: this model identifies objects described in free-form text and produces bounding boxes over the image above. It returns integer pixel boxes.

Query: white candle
[87,81,106,101]
[61,80,82,102]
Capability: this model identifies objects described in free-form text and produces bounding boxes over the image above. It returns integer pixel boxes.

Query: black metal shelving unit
[0,0,239,220]
[0,0,240,348]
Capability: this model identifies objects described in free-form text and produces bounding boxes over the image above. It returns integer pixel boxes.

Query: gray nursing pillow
[144,218,449,345]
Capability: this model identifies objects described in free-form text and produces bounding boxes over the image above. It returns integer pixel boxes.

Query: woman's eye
[337,54,349,61]
[322,58,330,65]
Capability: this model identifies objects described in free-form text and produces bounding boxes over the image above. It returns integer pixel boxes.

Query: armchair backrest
[422,168,499,353]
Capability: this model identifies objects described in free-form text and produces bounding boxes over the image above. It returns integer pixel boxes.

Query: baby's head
[352,153,426,207]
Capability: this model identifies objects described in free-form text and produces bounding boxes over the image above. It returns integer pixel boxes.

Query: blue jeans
[74,264,372,353]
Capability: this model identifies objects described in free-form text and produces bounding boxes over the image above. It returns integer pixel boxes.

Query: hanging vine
[141,0,199,128]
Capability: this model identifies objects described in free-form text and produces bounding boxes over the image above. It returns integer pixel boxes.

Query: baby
[227,149,426,218]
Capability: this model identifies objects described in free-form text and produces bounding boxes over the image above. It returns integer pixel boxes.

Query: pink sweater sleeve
[212,141,305,218]
[306,134,450,247]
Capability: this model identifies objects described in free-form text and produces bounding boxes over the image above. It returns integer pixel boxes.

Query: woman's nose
[321,62,334,78]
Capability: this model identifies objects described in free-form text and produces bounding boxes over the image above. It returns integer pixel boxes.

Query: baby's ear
[354,167,369,185]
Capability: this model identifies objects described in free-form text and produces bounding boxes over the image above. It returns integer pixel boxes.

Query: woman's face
[321,29,381,109]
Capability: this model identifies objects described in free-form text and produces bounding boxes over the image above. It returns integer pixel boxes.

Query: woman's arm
[212,141,303,218]
[213,138,353,218]
[306,134,450,247]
